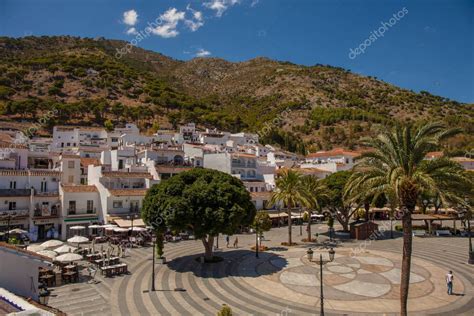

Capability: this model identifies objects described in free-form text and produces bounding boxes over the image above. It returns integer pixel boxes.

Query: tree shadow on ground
[166,249,288,279]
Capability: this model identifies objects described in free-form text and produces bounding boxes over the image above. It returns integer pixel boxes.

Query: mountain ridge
[0,36,472,153]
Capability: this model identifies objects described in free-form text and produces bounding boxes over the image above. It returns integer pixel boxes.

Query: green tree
[104,119,114,132]
[251,211,272,248]
[321,171,359,232]
[344,122,472,315]
[269,169,310,245]
[301,175,328,241]
[141,168,256,261]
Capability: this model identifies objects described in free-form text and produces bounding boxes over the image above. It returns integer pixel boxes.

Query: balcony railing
[68,207,96,216]
[0,209,29,218]
[33,207,59,217]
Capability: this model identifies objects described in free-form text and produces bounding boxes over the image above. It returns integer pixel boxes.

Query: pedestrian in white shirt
[446,270,454,295]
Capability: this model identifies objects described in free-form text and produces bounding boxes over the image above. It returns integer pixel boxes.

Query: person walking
[233,237,239,248]
[446,270,454,295]
[226,235,230,248]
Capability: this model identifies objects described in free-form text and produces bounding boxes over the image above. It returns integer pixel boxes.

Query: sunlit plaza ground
[46,222,473,316]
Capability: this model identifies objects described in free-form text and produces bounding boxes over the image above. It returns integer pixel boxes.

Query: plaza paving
[48,224,474,315]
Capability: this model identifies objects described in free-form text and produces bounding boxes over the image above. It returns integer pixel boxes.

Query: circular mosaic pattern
[277,249,432,300]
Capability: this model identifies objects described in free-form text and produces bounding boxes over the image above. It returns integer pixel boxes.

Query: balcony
[33,206,59,218]
[67,207,96,217]
[0,209,29,219]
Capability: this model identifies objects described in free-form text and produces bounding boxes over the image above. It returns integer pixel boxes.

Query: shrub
[217,305,232,316]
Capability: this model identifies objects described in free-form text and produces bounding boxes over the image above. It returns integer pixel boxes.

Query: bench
[436,230,452,237]
[412,230,427,237]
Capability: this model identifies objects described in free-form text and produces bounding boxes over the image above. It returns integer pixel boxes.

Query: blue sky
[1,0,473,103]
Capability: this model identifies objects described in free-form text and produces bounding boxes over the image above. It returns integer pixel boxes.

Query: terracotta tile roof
[80,158,101,167]
[61,185,98,193]
[232,153,257,158]
[102,171,153,179]
[306,148,361,159]
[0,141,28,149]
[0,242,53,262]
[109,189,148,196]
[155,166,192,173]
[60,153,80,159]
[0,169,61,177]
[425,151,444,158]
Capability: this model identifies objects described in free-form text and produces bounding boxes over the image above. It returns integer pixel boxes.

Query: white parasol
[88,225,102,229]
[27,244,45,252]
[36,250,58,259]
[129,227,146,232]
[54,245,77,254]
[55,253,82,263]
[8,228,28,234]
[113,228,128,233]
[41,240,64,248]
[69,226,86,230]
[67,236,89,244]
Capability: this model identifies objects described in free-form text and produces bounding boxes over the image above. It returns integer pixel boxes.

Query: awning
[113,218,146,228]
[411,214,454,221]
[268,212,286,219]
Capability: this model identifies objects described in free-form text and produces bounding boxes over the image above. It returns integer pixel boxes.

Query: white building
[60,184,102,239]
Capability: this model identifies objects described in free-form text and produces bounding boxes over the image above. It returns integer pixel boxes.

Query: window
[80,178,86,185]
[68,161,75,168]
[67,143,70,146]
[40,181,47,192]
[68,201,76,213]
[68,175,74,183]
[250,187,254,192]
[87,200,94,213]
[9,181,16,189]
[8,202,16,210]
[113,201,123,208]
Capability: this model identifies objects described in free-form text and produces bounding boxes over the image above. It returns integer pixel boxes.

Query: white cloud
[203,0,240,17]
[251,0,259,7]
[126,27,138,35]
[152,8,186,38]
[195,48,211,57]
[123,10,138,26]
[185,5,204,32]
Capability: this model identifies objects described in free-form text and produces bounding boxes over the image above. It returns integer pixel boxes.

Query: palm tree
[344,122,471,316]
[270,169,309,245]
[301,175,328,242]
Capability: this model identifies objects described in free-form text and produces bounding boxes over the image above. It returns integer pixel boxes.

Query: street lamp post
[307,247,336,316]
[151,234,156,291]
[463,198,473,264]
[299,208,303,236]
[6,214,12,243]
[127,209,138,248]
[255,220,259,258]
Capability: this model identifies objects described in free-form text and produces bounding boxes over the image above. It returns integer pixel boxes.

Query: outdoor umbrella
[27,244,45,252]
[36,250,58,259]
[54,245,77,254]
[101,224,117,228]
[67,235,89,248]
[41,240,63,248]
[113,228,128,233]
[88,225,102,229]
[129,227,146,232]
[69,226,86,230]
[55,253,82,263]
[8,228,28,234]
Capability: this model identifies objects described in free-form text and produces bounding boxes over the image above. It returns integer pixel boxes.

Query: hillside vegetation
[0,36,472,154]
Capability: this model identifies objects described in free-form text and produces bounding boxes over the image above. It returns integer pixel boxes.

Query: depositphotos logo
[349,7,408,60]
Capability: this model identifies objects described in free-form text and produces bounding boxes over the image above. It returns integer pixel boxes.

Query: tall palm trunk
[287,203,293,245]
[307,210,312,241]
[400,207,413,316]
